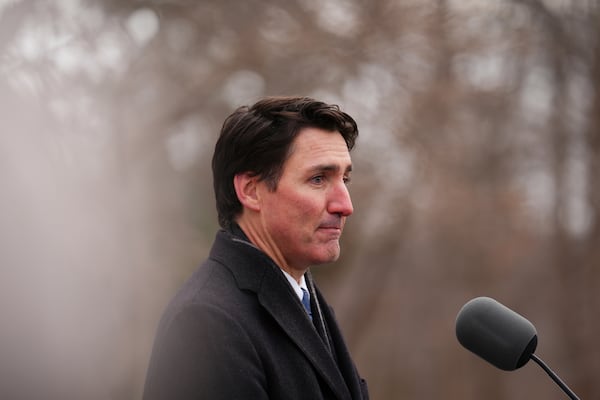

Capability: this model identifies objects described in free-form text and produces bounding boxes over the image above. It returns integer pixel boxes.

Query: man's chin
[310,245,341,265]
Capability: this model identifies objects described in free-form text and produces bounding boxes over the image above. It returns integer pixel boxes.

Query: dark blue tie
[301,288,312,320]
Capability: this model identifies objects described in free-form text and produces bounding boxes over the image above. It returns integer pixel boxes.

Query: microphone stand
[530,354,581,400]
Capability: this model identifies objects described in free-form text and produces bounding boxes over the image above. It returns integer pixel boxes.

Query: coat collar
[209,229,352,400]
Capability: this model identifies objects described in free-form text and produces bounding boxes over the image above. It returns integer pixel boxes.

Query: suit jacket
[143,228,369,400]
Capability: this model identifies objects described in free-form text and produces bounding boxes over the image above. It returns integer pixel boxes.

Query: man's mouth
[319,225,341,230]
[318,218,343,231]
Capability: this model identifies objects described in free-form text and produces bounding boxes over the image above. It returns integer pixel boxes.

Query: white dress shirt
[281,269,309,303]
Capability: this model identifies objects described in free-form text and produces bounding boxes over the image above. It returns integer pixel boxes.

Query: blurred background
[1,0,598,399]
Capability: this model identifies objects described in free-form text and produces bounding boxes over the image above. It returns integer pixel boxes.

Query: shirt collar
[280,269,309,302]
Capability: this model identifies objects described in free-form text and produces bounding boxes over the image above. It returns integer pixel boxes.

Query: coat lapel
[257,268,351,400]
[210,230,351,400]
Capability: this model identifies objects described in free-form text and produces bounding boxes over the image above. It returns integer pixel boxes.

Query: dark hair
[212,96,359,229]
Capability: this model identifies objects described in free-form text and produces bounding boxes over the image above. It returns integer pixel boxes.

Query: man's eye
[343,176,352,185]
[310,175,324,184]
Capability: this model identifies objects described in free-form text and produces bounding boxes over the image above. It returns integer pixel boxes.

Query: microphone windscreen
[456,297,538,371]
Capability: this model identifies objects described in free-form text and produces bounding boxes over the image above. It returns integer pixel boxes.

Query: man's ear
[233,172,261,212]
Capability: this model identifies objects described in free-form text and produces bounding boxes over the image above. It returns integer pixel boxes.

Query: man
[143,96,369,400]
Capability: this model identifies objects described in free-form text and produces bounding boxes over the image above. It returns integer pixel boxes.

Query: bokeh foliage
[1,0,598,399]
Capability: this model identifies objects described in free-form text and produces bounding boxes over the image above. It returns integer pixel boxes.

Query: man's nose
[328,181,353,217]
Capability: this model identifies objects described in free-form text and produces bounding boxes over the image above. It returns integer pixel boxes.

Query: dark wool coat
[143,229,369,400]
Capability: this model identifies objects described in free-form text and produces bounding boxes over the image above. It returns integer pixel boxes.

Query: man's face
[257,127,353,273]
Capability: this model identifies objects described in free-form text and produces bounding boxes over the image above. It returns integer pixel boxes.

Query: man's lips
[318,220,343,230]
[318,225,341,230]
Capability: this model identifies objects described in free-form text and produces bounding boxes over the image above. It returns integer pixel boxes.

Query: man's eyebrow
[308,164,353,173]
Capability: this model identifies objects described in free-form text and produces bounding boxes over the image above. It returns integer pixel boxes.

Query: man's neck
[235,218,306,283]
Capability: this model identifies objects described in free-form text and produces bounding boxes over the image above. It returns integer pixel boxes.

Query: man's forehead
[290,128,350,154]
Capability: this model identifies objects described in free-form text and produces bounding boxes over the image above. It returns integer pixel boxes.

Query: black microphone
[455,297,581,400]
